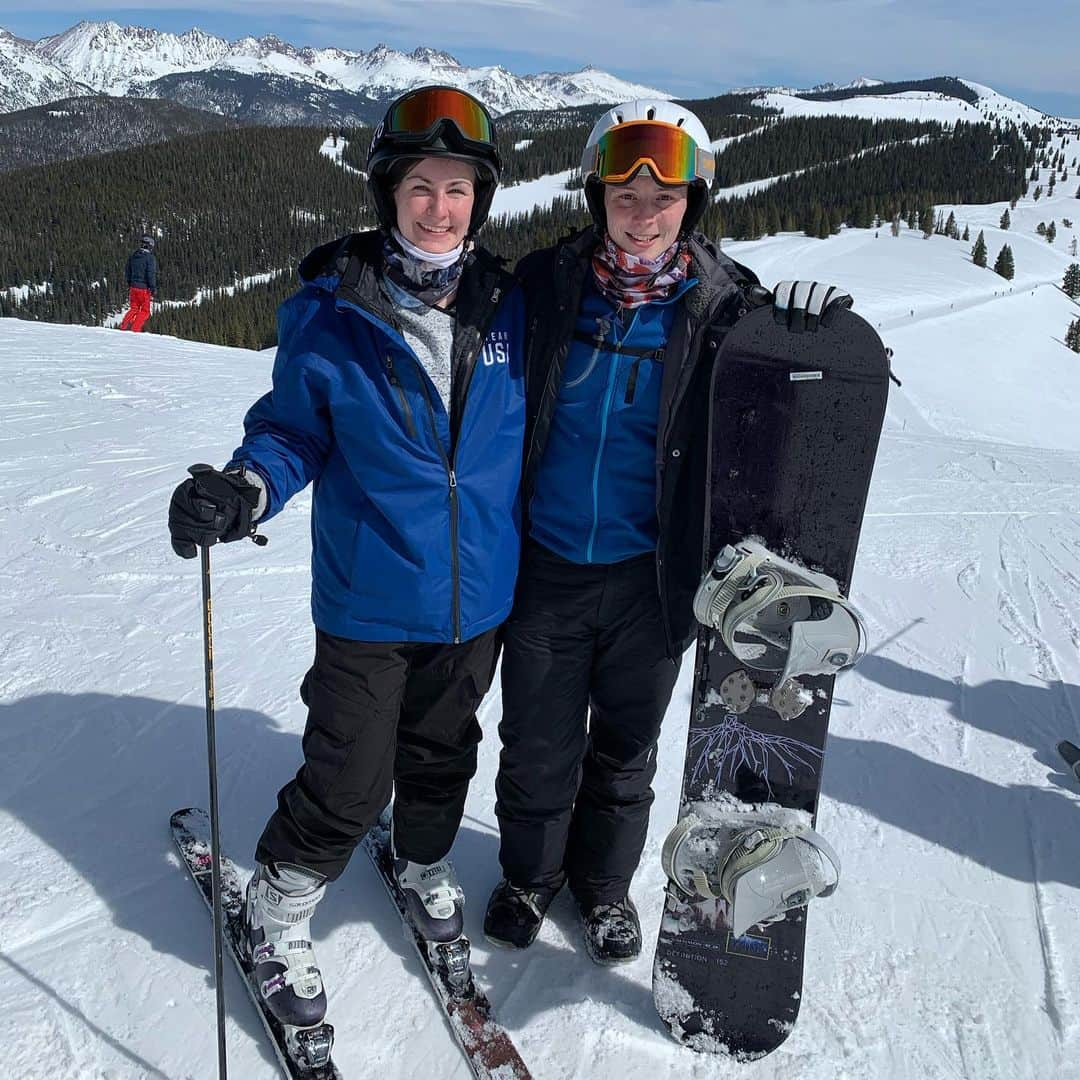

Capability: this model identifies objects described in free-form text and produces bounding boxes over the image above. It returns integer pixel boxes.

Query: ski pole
[199,542,229,1080]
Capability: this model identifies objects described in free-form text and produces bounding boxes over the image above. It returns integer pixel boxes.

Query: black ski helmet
[367,85,502,238]
[141,234,155,250]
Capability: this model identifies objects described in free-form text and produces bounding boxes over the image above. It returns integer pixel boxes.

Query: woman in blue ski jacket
[484,100,851,964]
[166,87,525,1044]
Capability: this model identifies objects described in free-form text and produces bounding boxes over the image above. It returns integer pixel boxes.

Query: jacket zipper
[410,357,463,643]
[385,355,418,439]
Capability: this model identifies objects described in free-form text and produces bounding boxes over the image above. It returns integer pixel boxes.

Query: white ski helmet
[579,99,715,237]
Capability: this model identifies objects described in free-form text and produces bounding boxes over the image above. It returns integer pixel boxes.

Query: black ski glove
[168,464,262,559]
[772,280,853,333]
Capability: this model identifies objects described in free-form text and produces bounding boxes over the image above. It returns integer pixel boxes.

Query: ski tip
[170,807,208,828]
[1057,740,1080,762]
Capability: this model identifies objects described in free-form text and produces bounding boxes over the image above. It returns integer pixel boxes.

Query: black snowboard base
[653,304,889,1058]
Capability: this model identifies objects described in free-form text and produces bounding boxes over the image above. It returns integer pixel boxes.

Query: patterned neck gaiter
[381,228,468,309]
[591,232,692,309]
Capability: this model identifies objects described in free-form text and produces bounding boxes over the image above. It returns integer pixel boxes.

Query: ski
[171,808,342,1080]
[1058,739,1080,781]
[361,813,532,1080]
[653,304,889,1058]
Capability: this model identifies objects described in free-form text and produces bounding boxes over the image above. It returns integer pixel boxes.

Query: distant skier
[166,86,524,1068]
[119,235,157,332]
[484,100,852,964]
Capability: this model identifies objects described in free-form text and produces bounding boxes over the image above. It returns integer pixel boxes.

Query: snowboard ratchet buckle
[693,539,868,720]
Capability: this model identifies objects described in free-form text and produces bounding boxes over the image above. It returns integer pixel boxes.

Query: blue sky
[2,2,1078,118]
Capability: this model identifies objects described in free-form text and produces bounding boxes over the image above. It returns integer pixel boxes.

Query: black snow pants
[495,539,681,908]
[256,627,499,881]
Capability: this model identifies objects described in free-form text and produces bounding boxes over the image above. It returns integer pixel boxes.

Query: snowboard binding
[693,539,868,720]
[661,804,841,937]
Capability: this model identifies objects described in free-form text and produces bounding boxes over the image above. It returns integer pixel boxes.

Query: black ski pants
[495,540,681,908]
[256,627,499,881]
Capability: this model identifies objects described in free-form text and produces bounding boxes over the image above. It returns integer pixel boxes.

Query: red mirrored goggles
[587,120,715,186]
[384,86,494,145]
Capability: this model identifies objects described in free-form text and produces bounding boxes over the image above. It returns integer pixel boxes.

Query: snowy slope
[2,147,1080,1080]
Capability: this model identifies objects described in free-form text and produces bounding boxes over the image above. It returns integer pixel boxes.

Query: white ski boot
[245,861,334,1069]
[394,855,472,997]
[693,538,868,720]
[662,802,840,937]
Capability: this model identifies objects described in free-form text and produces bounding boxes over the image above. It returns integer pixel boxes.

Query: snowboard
[652,304,890,1058]
[360,812,532,1080]
[171,808,342,1079]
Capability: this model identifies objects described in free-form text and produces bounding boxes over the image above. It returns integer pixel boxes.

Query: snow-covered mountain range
[1,19,672,117]
[0,27,93,112]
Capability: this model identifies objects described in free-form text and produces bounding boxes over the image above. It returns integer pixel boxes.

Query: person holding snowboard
[119,234,157,331]
[484,100,851,963]
[166,86,526,1046]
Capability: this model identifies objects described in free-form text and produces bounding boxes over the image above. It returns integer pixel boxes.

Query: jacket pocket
[385,355,418,439]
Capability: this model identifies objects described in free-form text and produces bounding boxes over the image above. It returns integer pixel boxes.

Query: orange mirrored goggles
[385,86,494,144]
[589,120,715,186]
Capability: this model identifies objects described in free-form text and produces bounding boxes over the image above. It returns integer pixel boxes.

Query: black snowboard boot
[483,879,559,949]
[581,896,641,965]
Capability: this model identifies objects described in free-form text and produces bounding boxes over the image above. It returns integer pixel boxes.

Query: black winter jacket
[515,226,760,658]
[125,249,157,293]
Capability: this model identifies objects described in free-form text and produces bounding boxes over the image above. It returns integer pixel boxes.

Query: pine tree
[962,224,970,241]
[1070,237,1079,257]
[1066,318,1080,354]
[1063,263,1080,299]
[1037,221,1047,235]
[1000,208,1011,229]
[972,229,988,267]
[1034,185,1043,201]
[993,243,1015,280]
[921,204,935,238]
[945,210,957,237]
[1047,221,1057,243]
[891,213,901,237]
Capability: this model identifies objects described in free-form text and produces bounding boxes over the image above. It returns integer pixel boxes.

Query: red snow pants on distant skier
[120,287,152,332]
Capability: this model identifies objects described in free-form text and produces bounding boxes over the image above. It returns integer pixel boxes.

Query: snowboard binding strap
[693,539,867,719]
[662,809,841,937]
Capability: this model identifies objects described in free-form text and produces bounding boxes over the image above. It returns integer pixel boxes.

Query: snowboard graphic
[653,304,889,1058]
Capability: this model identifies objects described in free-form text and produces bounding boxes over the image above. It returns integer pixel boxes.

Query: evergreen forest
[0,101,1048,349]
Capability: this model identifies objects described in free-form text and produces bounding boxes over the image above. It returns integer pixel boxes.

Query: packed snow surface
[1,152,1080,1080]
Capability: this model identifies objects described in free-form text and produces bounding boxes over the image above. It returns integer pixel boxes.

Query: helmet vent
[615,111,624,123]
[647,107,656,120]
[677,118,685,127]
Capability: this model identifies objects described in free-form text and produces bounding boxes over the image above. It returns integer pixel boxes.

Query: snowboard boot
[483,879,560,949]
[580,896,642,965]
[244,860,331,1064]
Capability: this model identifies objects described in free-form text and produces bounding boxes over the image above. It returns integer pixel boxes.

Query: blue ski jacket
[228,232,527,644]
[529,273,695,565]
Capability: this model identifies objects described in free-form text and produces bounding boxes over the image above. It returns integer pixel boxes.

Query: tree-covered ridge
[714,117,946,186]
[0,95,240,172]
[799,77,981,106]
[703,122,1029,240]
[0,126,372,324]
